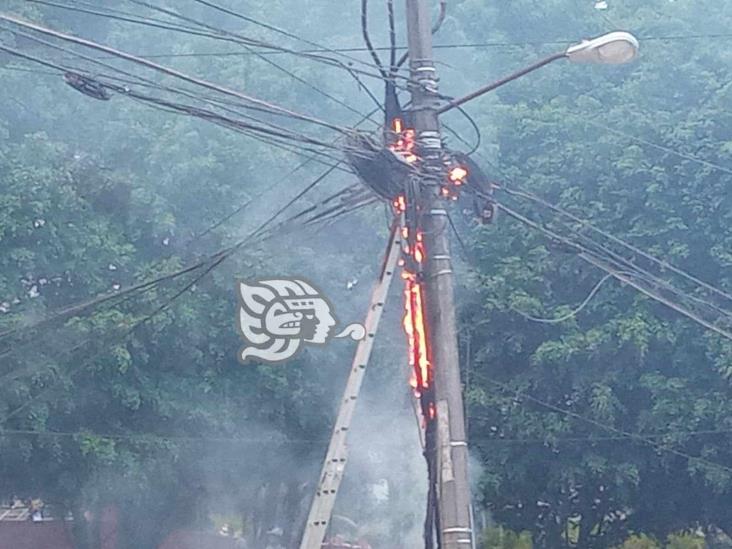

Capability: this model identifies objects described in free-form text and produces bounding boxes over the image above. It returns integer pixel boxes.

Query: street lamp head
[565,31,639,65]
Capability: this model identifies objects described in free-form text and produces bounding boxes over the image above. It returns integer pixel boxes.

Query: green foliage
[614,534,661,549]
[666,532,705,549]
[611,532,705,549]
[481,526,533,549]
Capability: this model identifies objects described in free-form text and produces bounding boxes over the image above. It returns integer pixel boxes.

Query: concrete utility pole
[404,1,473,547]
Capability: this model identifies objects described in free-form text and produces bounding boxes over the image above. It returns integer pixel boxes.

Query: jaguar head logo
[237,278,365,363]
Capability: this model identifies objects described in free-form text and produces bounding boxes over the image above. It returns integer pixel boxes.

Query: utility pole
[404,1,473,547]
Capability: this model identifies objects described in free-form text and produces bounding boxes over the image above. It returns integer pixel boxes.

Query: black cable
[0,164,342,349]
[469,370,732,476]
[0,54,384,346]
[446,211,469,258]
[25,0,252,43]
[493,186,732,318]
[495,201,732,342]
[361,0,388,78]
[0,38,355,163]
[107,0,379,123]
[2,22,339,149]
[0,428,329,445]
[446,115,732,323]
[0,14,354,135]
[125,0,409,91]
[0,200,375,427]
[0,38,375,169]
[0,181,375,393]
[453,105,481,156]
[387,0,397,72]
[29,34,732,62]
[186,0,392,74]
[171,0,388,111]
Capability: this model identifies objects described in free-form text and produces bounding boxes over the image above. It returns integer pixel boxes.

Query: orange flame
[393,194,407,214]
[389,119,417,164]
[449,165,469,184]
[401,226,432,398]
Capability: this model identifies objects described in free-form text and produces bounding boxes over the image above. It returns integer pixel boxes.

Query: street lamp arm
[436,51,567,114]
[436,31,639,115]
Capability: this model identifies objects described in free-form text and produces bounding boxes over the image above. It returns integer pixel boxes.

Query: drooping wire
[387,0,397,72]
[451,106,482,156]
[108,0,379,123]
[511,274,615,324]
[494,185,732,313]
[27,0,403,91]
[0,23,348,161]
[0,14,353,135]
[448,205,613,325]
[495,201,732,343]
[467,370,732,476]
[128,0,411,102]
[184,0,396,76]
[0,46,387,346]
[0,192,376,426]
[0,178,372,370]
[444,110,732,323]
[0,41,361,167]
[361,0,389,79]
[0,152,349,349]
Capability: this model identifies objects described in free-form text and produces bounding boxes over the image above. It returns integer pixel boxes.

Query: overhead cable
[0,13,352,134]
[495,202,732,343]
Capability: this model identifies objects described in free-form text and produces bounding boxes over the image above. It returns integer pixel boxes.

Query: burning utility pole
[403,1,473,547]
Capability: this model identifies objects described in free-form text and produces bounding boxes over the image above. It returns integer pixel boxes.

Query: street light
[566,31,639,64]
[437,31,639,114]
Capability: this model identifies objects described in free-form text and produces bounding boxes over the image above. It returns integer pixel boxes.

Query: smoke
[322,288,427,548]
[334,386,428,548]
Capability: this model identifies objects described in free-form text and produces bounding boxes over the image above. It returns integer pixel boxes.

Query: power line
[0,34,386,172]
[491,186,732,328]
[2,22,358,156]
[111,0,380,122]
[495,185,732,307]
[495,201,732,343]
[470,429,732,446]
[3,426,731,446]
[0,170,358,353]
[35,33,732,61]
[446,111,732,325]
[0,41,362,170]
[0,428,328,445]
[25,0,417,96]
[0,14,352,134]
[0,47,386,348]
[473,375,732,475]
[185,0,397,77]
[0,189,375,425]
[445,166,732,477]
[579,117,732,178]
[511,273,615,324]
[361,0,388,79]
[125,0,409,88]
